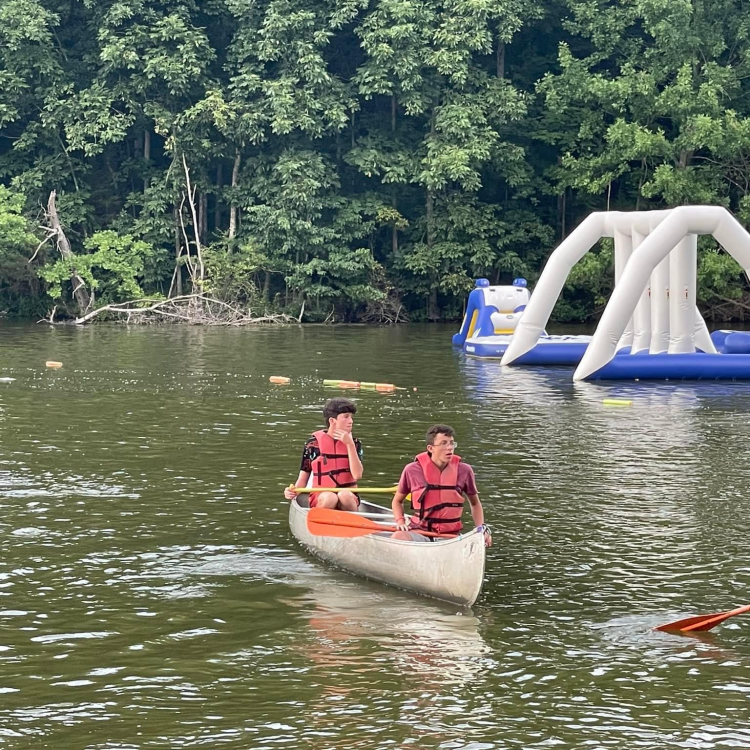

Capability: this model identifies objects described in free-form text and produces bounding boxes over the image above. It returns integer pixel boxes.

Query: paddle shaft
[309,518,451,539]
[292,485,397,495]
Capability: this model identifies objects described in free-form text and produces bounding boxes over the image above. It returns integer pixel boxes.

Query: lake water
[1,322,750,749]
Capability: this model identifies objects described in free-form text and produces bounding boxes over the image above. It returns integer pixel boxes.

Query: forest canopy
[2,0,750,323]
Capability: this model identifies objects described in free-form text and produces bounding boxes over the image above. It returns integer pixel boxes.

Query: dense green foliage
[2,0,750,322]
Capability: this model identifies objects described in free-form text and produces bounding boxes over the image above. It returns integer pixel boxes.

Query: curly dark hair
[323,398,357,425]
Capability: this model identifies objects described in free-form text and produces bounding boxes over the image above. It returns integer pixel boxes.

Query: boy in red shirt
[391,424,491,545]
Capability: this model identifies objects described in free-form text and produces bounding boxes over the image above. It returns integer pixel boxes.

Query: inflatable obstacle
[452,278,591,363]
[455,207,750,380]
[491,206,750,381]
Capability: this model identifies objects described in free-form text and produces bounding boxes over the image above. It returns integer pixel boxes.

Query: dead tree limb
[182,154,204,287]
[45,190,92,315]
[39,293,295,326]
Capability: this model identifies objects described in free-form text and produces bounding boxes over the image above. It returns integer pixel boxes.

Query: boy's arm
[391,467,411,529]
[467,494,492,546]
[391,492,409,530]
[467,494,484,527]
[342,434,363,482]
[284,470,311,499]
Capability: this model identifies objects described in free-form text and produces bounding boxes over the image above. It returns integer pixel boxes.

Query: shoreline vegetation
[2,0,750,326]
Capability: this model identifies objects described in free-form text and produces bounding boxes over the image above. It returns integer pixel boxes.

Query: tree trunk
[144,129,151,192]
[558,187,567,240]
[426,189,440,321]
[678,149,693,169]
[262,271,271,302]
[182,154,205,288]
[497,40,505,78]
[392,196,399,257]
[428,287,440,321]
[198,190,204,245]
[426,109,440,321]
[228,150,241,241]
[391,94,399,257]
[199,191,208,244]
[46,190,91,315]
[214,163,223,231]
[173,202,183,297]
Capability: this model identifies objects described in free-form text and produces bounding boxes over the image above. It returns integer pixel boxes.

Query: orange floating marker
[45,361,63,369]
[324,379,400,392]
[323,379,360,389]
[269,376,290,385]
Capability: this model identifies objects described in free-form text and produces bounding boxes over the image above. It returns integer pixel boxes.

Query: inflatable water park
[453,206,750,381]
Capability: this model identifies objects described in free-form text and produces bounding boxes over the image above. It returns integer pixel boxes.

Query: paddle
[306,506,454,539]
[654,604,750,632]
[292,485,397,495]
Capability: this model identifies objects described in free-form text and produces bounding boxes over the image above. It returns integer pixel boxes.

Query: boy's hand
[332,429,355,447]
[284,485,298,500]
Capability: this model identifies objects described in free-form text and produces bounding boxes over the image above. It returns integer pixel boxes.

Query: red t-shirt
[397,459,478,496]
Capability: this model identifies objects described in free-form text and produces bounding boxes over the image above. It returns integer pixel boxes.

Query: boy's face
[428,433,456,463]
[329,411,354,432]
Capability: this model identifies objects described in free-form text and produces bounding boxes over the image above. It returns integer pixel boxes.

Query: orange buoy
[362,381,396,392]
[375,383,395,392]
[269,376,291,385]
[45,361,63,369]
[323,379,399,392]
[323,379,360,389]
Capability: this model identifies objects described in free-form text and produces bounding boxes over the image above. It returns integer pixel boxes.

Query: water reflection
[288,579,494,750]
[3,323,750,748]
[195,548,491,689]
[297,584,490,684]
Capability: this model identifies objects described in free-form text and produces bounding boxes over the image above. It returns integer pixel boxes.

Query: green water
[2,322,750,749]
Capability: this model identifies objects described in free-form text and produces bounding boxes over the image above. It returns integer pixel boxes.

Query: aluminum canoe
[288,497,486,607]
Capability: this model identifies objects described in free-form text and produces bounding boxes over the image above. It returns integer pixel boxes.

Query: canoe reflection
[284,580,495,750]
[291,577,491,687]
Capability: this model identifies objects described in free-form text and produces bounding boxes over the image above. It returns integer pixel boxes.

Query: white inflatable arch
[499,206,750,380]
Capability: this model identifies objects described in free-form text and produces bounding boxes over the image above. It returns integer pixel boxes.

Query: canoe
[288,496,486,606]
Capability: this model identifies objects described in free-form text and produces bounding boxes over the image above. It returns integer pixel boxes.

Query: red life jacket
[309,429,356,492]
[409,452,465,534]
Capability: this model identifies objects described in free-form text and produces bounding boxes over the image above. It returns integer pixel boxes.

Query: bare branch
[182,154,204,285]
[39,293,295,327]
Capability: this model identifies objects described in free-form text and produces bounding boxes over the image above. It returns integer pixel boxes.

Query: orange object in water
[655,603,750,633]
[45,361,63,369]
[269,376,291,385]
[323,379,360,389]
[323,379,400,392]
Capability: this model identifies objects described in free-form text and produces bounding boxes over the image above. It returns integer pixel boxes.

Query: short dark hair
[426,424,455,444]
[324,398,357,424]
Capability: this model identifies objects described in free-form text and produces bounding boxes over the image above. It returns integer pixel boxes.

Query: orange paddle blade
[655,604,750,632]
[307,518,396,538]
[306,507,453,539]
[307,507,395,537]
